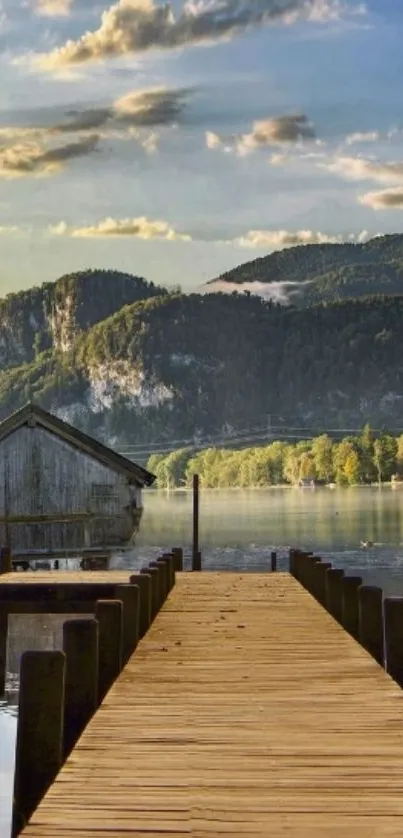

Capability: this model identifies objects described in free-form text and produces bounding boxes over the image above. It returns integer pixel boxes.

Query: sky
[0,0,402,294]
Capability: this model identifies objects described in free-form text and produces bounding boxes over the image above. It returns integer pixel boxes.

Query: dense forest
[147,426,402,489]
[209,234,403,306]
[1,290,403,444]
[0,237,403,445]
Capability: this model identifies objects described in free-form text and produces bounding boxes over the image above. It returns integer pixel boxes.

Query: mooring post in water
[12,651,65,837]
[358,585,384,667]
[95,600,123,703]
[130,573,152,638]
[341,576,362,640]
[326,568,344,622]
[171,547,184,572]
[193,551,202,572]
[62,619,99,759]
[384,598,403,687]
[271,552,277,572]
[192,473,200,570]
[115,584,140,663]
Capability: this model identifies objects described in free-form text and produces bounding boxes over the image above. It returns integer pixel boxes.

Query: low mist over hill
[207,235,403,307]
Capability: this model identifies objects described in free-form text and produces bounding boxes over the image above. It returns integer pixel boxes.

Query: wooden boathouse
[0,403,155,559]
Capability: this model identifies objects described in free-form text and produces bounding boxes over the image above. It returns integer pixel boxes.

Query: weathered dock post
[171,547,184,572]
[326,568,344,622]
[63,619,99,759]
[297,552,312,588]
[95,600,123,703]
[141,566,159,620]
[341,576,362,639]
[192,550,202,572]
[0,546,12,574]
[358,586,384,666]
[115,583,140,664]
[156,557,170,599]
[271,552,277,572]
[162,552,176,590]
[149,561,167,609]
[305,556,322,598]
[12,651,66,837]
[384,598,403,687]
[130,573,152,638]
[313,561,332,607]
[192,473,200,569]
[0,603,7,695]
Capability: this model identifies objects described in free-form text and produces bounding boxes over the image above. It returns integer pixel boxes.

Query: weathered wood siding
[0,426,142,552]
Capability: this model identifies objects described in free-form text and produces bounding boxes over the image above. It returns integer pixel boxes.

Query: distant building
[0,403,155,558]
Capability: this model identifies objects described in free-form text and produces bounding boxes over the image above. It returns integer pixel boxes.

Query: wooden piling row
[10,552,179,836]
[289,547,403,690]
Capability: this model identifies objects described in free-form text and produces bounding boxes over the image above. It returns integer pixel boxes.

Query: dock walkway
[20,572,403,837]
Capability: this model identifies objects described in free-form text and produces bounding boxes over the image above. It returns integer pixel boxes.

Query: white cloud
[0,134,99,178]
[233,228,372,248]
[49,215,191,240]
[205,130,222,150]
[322,155,403,184]
[345,131,380,146]
[34,0,72,16]
[206,114,317,157]
[0,87,186,159]
[359,188,403,210]
[33,0,366,70]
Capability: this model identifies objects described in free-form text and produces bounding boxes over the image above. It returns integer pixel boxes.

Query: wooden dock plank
[20,573,403,837]
[0,572,138,584]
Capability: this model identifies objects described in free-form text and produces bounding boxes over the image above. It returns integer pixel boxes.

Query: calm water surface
[2,486,403,834]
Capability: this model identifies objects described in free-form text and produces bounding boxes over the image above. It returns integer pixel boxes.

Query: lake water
[3,486,403,834]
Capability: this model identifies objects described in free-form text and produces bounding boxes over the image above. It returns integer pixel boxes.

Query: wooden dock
[18,571,403,837]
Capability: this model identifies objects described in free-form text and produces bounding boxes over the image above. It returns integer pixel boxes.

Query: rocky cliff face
[0,269,163,369]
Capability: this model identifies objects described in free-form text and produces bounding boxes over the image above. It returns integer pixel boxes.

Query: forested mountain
[0,241,402,449]
[0,268,164,368]
[208,235,403,306]
[1,291,403,448]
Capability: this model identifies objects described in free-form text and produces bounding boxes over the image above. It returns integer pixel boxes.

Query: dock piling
[149,562,166,609]
[95,600,123,703]
[171,547,184,572]
[325,568,344,622]
[192,550,202,572]
[0,603,7,695]
[358,585,384,666]
[192,473,199,569]
[62,618,99,758]
[115,584,140,664]
[156,557,170,599]
[12,650,65,837]
[341,576,362,639]
[313,561,332,607]
[162,553,176,590]
[384,598,403,687]
[130,573,152,638]
[271,552,277,572]
[141,567,159,620]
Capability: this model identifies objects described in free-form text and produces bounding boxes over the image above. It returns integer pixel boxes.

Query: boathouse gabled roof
[0,402,156,487]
